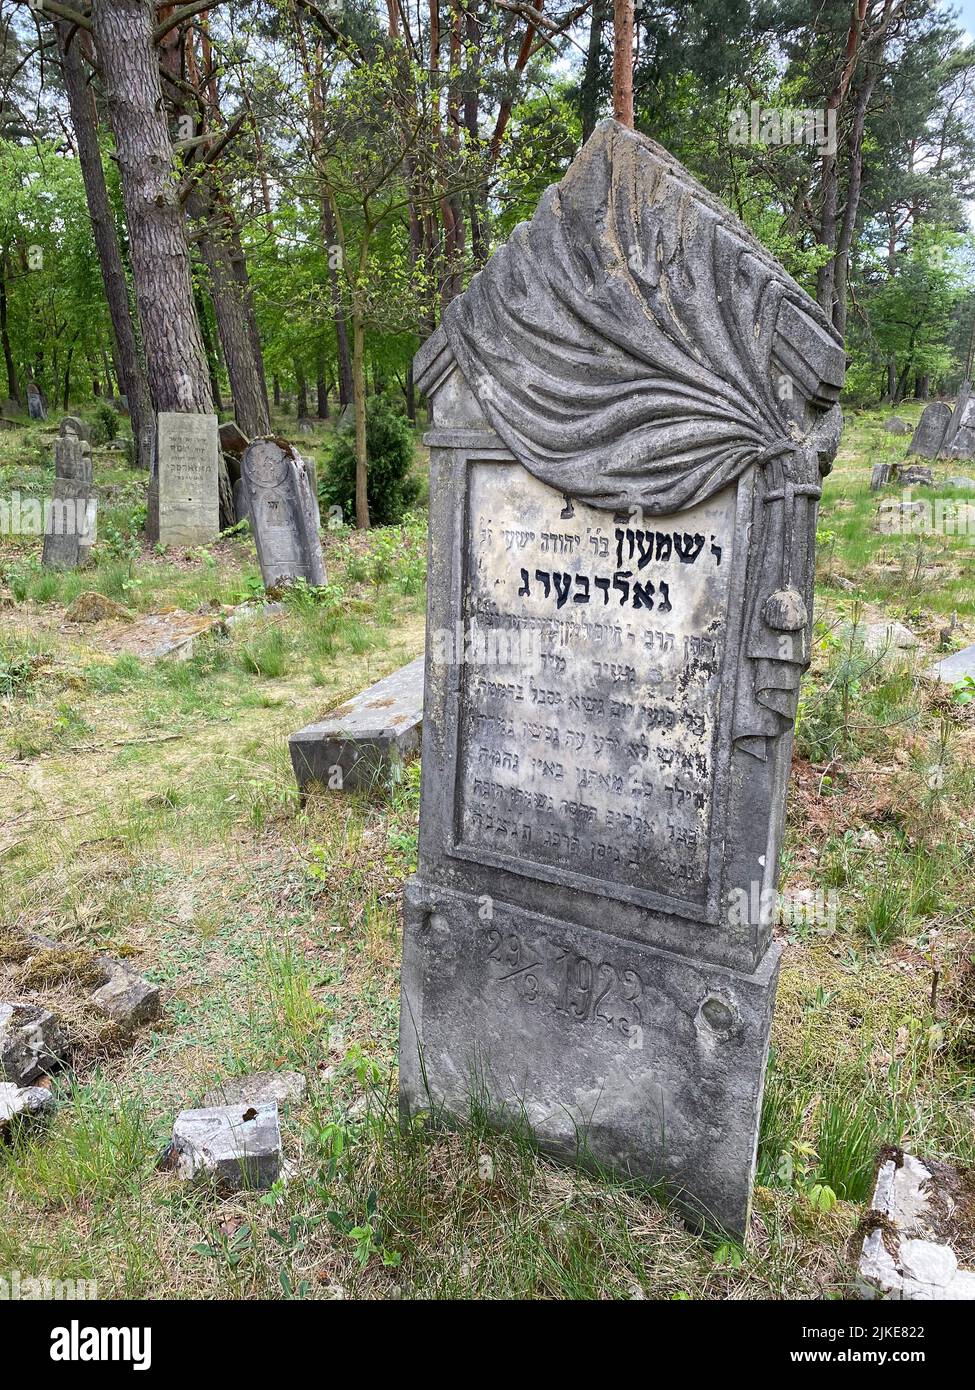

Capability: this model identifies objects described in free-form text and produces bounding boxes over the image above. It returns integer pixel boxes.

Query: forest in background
[1,0,974,523]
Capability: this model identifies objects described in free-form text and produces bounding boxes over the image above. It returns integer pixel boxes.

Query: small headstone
[858,1153,975,1300]
[870,463,892,490]
[845,620,920,659]
[156,412,220,548]
[906,401,951,458]
[290,656,424,794]
[0,1082,55,1137]
[59,415,90,442]
[168,1102,282,1190]
[240,438,325,589]
[42,434,96,571]
[896,463,933,487]
[925,642,975,686]
[201,1071,307,1109]
[939,380,975,460]
[399,120,845,1239]
[884,416,909,434]
[218,420,249,457]
[90,958,160,1033]
[0,1003,67,1085]
[945,475,975,491]
[297,417,315,434]
[26,383,45,420]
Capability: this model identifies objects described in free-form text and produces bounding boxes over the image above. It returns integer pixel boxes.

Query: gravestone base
[399,879,780,1239]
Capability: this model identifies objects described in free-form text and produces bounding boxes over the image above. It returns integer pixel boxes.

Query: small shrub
[91,400,119,446]
[322,396,421,526]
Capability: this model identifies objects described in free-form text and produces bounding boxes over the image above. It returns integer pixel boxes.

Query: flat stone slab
[945,476,975,490]
[0,1082,55,1136]
[202,1071,307,1109]
[169,1102,282,1191]
[858,1152,975,1300]
[290,656,424,792]
[0,1003,67,1085]
[844,620,920,658]
[925,642,975,685]
[101,608,225,662]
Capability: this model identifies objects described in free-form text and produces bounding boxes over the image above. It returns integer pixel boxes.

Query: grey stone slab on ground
[0,1081,55,1137]
[240,438,325,589]
[945,475,975,490]
[907,402,951,458]
[157,412,219,548]
[0,1003,67,1085]
[202,1071,307,1109]
[858,1153,975,1299]
[940,380,975,460]
[290,656,424,793]
[170,1101,282,1190]
[90,958,161,1033]
[845,620,919,660]
[925,642,975,685]
[884,416,909,434]
[399,119,845,1240]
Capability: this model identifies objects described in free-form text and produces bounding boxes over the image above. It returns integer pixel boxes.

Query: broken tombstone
[90,958,161,1033]
[0,1082,55,1138]
[0,1002,67,1085]
[858,1151,975,1300]
[168,1101,282,1191]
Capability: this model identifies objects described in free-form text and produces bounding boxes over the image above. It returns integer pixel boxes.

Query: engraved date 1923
[484,928,643,1039]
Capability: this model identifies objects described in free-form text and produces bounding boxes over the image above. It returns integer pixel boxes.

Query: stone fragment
[201,1071,307,1109]
[290,656,424,793]
[100,608,225,661]
[858,1153,975,1300]
[906,402,951,458]
[64,591,132,624]
[0,1003,67,1085]
[240,439,325,589]
[218,420,249,457]
[846,620,920,657]
[0,1082,55,1137]
[870,463,892,490]
[884,417,909,434]
[896,464,933,487]
[169,1102,282,1191]
[945,476,975,490]
[925,642,975,686]
[89,959,161,1032]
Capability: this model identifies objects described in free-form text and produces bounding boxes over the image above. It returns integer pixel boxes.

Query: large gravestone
[240,439,325,589]
[399,120,845,1239]
[940,381,975,461]
[157,412,219,547]
[42,433,96,571]
[907,402,951,459]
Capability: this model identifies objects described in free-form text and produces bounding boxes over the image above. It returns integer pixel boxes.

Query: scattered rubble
[0,1003,67,1085]
[0,1082,55,1138]
[859,1152,975,1300]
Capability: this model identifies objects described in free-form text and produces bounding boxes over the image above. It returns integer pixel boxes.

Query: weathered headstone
[398,120,845,1239]
[156,412,220,547]
[896,463,934,488]
[26,383,45,420]
[59,415,90,442]
[906,402,951,458]
[884,416,909,434]
[290,656,424,793]
[240,439,325,589]
[42,433,96,571]
[940,380,975,460]
[870,463,892,490]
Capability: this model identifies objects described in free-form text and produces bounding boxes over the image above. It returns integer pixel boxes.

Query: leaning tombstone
[870,463,892,491]
[156,412,220,548]
[42,434,96,571]
[906,402,951,459]
[398,120,845,1240]
[240,439,326,589]
[26,383,45,420]
[940,380,975,461]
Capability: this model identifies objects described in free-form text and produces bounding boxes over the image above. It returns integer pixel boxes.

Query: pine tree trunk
[57,8,155,468]
[91,0,213,419]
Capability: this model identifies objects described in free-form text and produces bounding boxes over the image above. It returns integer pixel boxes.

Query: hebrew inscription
[456,462,740,910]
